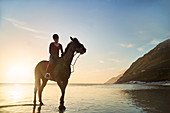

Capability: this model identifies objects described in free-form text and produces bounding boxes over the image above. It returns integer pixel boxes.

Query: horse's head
[70,37,86,54]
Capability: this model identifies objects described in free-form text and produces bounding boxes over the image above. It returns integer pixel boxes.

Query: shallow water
[0,83,170,113]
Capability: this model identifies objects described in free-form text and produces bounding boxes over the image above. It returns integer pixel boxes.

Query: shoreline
[1,81,170,86]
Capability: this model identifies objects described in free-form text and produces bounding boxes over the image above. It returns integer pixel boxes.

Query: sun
[6,64,31,83]
[8,65,28,75]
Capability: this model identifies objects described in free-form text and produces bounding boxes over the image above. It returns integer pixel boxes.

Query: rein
[71,53,81,73]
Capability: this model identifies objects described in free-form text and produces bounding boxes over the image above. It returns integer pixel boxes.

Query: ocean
[0,83,170,113]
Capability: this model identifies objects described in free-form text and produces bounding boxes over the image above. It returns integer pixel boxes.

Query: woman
[45,34,63,79]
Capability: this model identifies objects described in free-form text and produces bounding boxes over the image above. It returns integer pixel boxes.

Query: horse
[33,37,86,111]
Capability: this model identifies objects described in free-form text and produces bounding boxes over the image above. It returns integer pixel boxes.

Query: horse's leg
[33,77,40,105]
[38,79,48,105]
[57,79,68,111]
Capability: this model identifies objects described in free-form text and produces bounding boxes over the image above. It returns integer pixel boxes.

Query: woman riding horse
[33,37,86,111]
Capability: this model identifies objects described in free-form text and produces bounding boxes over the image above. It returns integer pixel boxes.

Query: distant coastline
[0,83,105,85]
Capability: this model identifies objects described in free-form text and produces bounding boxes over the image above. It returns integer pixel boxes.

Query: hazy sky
[0,0,170,83]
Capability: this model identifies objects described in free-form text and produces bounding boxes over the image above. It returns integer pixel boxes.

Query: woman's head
[53,34,59,43]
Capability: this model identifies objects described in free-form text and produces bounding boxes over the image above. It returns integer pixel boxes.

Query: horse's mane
[63,38,79,56]
[63,41,72,56]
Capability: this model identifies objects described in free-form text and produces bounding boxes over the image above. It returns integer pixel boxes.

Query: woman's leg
[45,56,55,79]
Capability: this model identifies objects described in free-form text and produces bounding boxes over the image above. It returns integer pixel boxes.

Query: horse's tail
[33,61,43,104]
[34,65,41,94]
[34,60,48,89]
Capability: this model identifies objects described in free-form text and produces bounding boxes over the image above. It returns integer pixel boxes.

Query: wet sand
[0,84,170,113]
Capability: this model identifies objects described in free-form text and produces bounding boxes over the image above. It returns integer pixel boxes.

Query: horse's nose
[84,48,87,53]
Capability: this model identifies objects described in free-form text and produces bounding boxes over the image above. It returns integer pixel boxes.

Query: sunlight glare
[7,64,30,83]
[9,84,23,103]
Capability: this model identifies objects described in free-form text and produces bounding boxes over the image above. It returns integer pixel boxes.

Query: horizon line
[0,82,105,85]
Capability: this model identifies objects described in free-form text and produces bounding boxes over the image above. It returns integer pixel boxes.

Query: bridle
[63,43,82,73]
[71,52,81,73]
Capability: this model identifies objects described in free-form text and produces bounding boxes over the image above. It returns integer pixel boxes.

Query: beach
[0,83,170,113]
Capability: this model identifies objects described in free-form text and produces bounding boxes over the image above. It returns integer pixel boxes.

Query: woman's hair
[53,34,59,39]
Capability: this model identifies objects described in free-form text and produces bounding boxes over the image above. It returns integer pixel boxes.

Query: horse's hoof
[59,105,66,111]
[40,102,44,105]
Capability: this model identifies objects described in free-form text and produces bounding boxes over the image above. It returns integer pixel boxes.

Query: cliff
[116,39,170,83]
[105,74,123,84]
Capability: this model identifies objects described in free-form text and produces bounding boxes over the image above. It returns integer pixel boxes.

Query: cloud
[99,60,104,64]
[137,39,162,52]
[106,67,115,71]
[3,17,25,25]
[120,43,134,48]
[34,35,48,39]
[137,47,144,52]
[109,58,122,63]
[3,17,41,33]
[127,44,134,48]
[13,23,40,33]
[137,31,144,34]
[149,39,160,45]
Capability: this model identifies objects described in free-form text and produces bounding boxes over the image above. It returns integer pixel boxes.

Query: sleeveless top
[49,42,62,57]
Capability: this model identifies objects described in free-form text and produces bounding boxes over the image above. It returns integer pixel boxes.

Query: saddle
[45,58,66,81]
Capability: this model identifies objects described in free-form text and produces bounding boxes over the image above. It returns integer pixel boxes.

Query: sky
[0,0,170,83]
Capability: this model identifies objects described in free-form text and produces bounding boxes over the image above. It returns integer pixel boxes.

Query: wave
[125,81,170,85]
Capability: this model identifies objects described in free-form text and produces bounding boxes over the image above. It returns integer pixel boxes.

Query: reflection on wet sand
[33,105,42,113]
[33,105,64,113]
[122,86,170,113]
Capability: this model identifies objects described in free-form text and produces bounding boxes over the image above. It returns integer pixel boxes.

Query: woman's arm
[60,44,64,56]
[49,43,53,55]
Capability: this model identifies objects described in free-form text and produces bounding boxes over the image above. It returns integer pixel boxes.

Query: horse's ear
[70,36,73,41]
